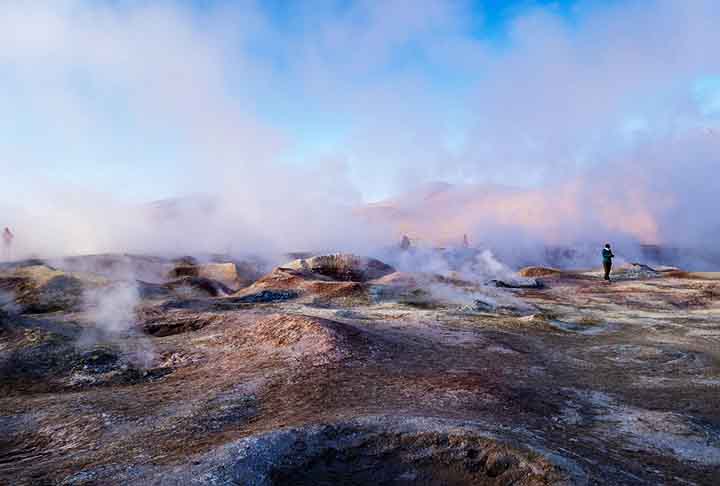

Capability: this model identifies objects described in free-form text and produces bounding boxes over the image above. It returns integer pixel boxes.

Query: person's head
[605,243,611,249]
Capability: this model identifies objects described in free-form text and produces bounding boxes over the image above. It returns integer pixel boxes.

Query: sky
[0,0,718,259]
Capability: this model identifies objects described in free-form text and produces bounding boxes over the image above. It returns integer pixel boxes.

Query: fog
[0,1,718,269]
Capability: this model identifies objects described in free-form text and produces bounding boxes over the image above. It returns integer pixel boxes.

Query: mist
[0,0,718,269]
[80,280,156,368]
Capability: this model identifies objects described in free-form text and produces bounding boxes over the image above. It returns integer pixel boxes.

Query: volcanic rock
[0,265,110,313]
[3,252,720,485]
[140,309,224,337]
[169,262,252,290]
[244,314,365,365]
[282,254,395,282]
[50,254,172,284]
[75,348,120,375]
[137,276,235,302]
[614,262,661,280]
[233,290,299,304]
[170,417,565,486]
[491,278,544,289]
[236,254,395,305]
[0,258,48,271]
[518,266,562,278]
[172,255,198,266]
[163,276,233,297]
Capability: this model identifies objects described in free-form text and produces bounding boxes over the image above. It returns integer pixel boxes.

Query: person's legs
[603,261,611,281]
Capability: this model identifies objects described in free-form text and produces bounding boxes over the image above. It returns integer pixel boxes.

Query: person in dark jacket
[602,243,614,282]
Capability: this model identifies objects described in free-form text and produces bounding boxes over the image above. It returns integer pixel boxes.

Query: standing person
[2,227,13,261]
[602,243,614,282]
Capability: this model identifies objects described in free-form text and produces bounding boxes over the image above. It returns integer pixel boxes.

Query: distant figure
[602,243,615,282]
[400,235,411,251]
[462,234,469,248]
[2,227,13,261]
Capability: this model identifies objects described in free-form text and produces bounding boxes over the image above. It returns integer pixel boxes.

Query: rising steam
[81,281,154,368]
[0,1,718,268]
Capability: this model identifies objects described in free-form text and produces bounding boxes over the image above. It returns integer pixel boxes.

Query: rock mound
[172,255,198,266]
[231,289,299,304]
[372,271,422,287]
[283,254,395,282]
[138,276,235,302]
[518,266,562,278]
[615,263,661,280]
[0,265,109,313]
[50,254,172,284]
[246,314,365,365]
[492,278,543,289]
[169,262,259,290]
[141,309,224,337]
[164,276,233,297]
[236,254,394,304]
[0,258,48,272]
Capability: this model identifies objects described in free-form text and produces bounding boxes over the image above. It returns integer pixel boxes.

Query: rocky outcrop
[242,314,367,365]
[169,261,262,290]
[163,276,233,297]
[614,263,661,280]
[518,266,562,278]
[165,417,566,486]
[0,265,110,313]
[141,309,224,337]
[281,254,395,282]
[138,276,235,301]
[50,254,172,284]
[491,279,544,289]
[235,254,395,305]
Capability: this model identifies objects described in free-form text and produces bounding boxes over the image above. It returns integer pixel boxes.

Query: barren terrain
[1,254,719,485]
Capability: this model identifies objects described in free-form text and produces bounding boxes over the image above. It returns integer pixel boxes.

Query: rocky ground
[1,254,719,485]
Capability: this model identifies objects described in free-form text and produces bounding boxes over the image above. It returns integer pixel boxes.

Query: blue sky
[0,0,718,206]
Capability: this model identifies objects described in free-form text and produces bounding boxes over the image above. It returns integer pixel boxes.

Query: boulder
[282,254,395,282]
